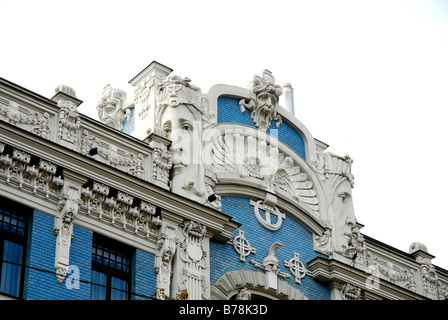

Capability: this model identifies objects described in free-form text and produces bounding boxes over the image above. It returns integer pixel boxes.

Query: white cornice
[308,257,428,300]
[0,121,240,245]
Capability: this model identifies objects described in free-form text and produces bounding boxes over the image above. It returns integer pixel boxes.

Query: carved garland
[0,97,51,139]
[79,130,145,178]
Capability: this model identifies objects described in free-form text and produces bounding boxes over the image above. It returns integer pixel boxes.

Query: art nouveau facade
[0,61,447,300]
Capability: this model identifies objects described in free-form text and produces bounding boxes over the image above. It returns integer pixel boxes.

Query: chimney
[283,83,295,116]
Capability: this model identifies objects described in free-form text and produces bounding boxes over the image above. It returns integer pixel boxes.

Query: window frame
[90,233,133,300]
[0,197,30,299]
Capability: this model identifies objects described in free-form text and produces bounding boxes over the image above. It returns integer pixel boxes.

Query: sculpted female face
[160,104,201,177]
[332,179,356,255]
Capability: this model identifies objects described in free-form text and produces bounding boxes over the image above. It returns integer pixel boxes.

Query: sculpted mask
[239,69,283,131]
[96,84,130,130]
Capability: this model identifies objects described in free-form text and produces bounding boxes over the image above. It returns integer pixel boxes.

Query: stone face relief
[310,152,359,257]
[331,179,357,256]
[156,75,214,204]
[96,84,131,131]
[239,69,283,131]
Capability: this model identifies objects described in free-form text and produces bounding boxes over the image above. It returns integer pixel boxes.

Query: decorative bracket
[155,223,178,298]
[54,184,82,283]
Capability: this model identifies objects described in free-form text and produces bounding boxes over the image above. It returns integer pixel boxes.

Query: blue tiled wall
[210,196,330,300]
[24,210,92,299]
[132,249,157,300]
[122,107,135,134]
[23,210,157,300]
[217,97,306,160]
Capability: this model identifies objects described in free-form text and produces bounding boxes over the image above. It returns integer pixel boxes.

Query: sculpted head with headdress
[313,152,357,256]
[240,69,283,131]
[156,75,208,201]
[96,84,130,130]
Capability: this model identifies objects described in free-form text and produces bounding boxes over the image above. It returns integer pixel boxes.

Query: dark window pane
[0,241,23,297]
[111,277,127,300]
[90,270,107,300]
[0,210,26,236]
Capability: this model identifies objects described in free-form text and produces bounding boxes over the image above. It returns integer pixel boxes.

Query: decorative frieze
[365,251,417,292]
[0,143,64,198]
[80,180,161,238]
[0,97,51,139]
[79,130,145,178]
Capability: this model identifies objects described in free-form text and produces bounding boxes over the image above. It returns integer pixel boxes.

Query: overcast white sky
[1,0,448,268]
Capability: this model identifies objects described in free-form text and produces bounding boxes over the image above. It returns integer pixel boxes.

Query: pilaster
[171,219,211,300]
[51,85,82,150]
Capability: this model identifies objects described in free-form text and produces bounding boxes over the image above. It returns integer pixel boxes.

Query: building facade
[0,61,447,300]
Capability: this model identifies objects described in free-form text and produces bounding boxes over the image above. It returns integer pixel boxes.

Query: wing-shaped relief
[210,130,319,214]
